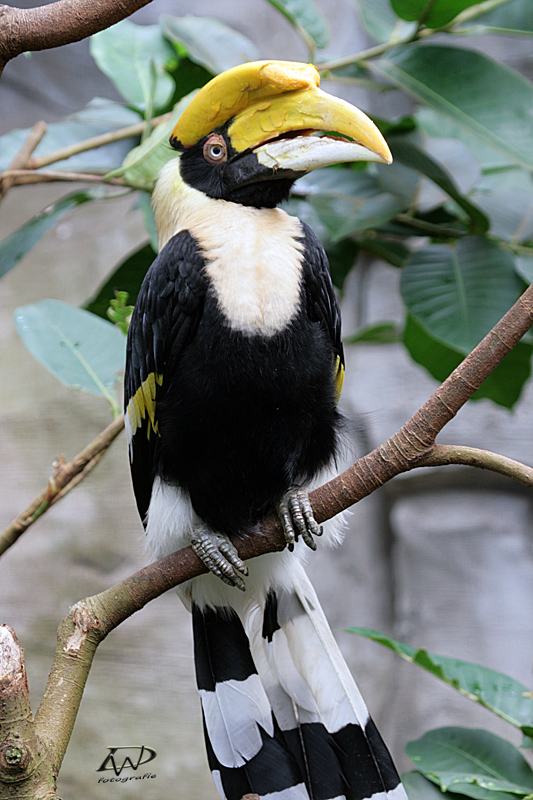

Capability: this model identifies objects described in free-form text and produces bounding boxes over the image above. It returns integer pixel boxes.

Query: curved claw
[277,487,323,552]
[189,528,248,591]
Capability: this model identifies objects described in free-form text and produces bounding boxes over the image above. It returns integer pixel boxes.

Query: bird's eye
[203,135,228,165]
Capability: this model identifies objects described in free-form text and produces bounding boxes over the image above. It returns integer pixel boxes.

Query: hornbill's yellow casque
[125,60,406,800]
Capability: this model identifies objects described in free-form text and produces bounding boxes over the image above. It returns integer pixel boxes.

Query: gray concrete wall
[1,2,532,797]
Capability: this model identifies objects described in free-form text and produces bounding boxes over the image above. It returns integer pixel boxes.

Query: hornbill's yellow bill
[169,60,391,199]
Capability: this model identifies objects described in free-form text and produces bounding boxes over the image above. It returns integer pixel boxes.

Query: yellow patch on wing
[126,372,163,440]
[334,356,344,403]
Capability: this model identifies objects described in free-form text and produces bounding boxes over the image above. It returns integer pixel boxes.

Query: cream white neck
[152,159,304,336]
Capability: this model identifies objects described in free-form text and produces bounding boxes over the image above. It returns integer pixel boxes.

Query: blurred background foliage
[3,0,533,412]
[2,1,533,796]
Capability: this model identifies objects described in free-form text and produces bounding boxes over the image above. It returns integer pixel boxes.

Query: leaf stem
[29,114,170,170]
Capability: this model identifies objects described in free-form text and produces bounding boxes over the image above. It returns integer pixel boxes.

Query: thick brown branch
[0,414,124,557]
[0,0,153,74]
[0,626,56,798]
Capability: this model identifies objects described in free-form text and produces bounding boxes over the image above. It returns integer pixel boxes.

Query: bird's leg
[189,527,248,591]
[277,486,323,552]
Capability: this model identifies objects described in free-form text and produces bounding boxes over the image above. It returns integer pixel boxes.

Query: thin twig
[0,414,124,557]
[416,444,533,487]
[29,112,170,170]
[0,168,151,190]
[0,121,47,201]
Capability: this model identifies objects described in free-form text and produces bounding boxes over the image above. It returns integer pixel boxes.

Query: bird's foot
[277,487,323,552]
[189,527,248,591]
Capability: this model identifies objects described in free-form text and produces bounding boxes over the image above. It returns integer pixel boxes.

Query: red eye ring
[203,134,228,165]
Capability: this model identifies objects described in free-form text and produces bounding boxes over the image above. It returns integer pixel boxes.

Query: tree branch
[0,0,154,75]
[0,414,124,557]
[416,444,533,486]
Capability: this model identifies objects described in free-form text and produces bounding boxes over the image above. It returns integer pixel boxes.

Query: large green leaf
[461,0,533,35]
[389,138,488,232]
[85,243,156,319]
[110,92,196,187]
[372,44,533,170]
[311,192,404,240]
[406,728,533,799]
[90,20,176,112]
[390,0,488,27]
[265,0,330,48]
[14,300,126,412]
[0,188,108,280]
[404,313,532,409]
[161,15,259,74]
[400,236,523,353]
[294,168,405,241]
[415,108,511,171]
[346,627,533,733]
[470,170,533,243]
[0,99,140,172]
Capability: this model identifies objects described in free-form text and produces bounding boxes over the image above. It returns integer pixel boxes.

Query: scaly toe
[189,528,247,590]
[277,487,321,551]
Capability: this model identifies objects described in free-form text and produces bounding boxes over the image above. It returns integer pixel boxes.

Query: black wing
[300,221,345,400]
[124,231,207,524]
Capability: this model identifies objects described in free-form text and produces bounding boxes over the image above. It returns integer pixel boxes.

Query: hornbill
[125,60,406,800]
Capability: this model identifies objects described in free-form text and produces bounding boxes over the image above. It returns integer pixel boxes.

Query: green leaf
[165,56,213,103]
[0,99,141,172]
[110,92,195,188]
[135,191,159,251]
[461,0,533,36]
[390,0,486,28]
[345,322,402,344]
[161,15,260,74]
[515,255,533,285]
[389,137,489,232]
[358,235,411,267]
[347,627,533,730]
[85,243,156,319]
[406,728,533,799]
[470,180,533,242]
[90,20,176,112]
[14,300,125,411]
[106,291,134,334]
[415,107,511,171]
[372,44,533,170]
[354,0,404,42]
[324,238,359,290]
[400,236,523,353]
[294,168,406,241]
[0,188,107,280]
[265,0,330,48]
[404,313,532,409]
[312,192,405,240]
[402,770,468,799]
